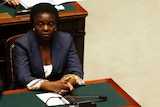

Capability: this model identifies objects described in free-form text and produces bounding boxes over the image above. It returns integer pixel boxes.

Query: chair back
[5,34,24,89]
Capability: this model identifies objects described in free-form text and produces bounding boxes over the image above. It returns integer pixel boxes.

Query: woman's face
[33,12,57,41]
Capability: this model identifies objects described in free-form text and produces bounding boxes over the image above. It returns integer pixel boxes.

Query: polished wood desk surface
[2,78,141,107]
[0,2,87,26]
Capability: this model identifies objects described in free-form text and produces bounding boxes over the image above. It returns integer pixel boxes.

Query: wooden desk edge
[0,2,88,25]
[2,88,28,95]
[2,78,141,107]
[85,78,141,107]
[59,2,88,18]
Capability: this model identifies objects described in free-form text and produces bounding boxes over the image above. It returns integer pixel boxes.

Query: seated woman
[11,3,84,95]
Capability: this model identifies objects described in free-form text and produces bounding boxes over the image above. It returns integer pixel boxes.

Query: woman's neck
[38,38,51,47]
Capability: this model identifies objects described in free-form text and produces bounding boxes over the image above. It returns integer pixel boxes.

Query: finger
[59,89,69,95]
[9,0,20,6]
[7,1,12,5]
[67,82,74,91]
[61,83,70,90]
[11,1,19,5]
[61,77,70,82]
[61,80,68,84]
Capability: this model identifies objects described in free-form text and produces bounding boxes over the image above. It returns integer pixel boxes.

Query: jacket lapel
[51,36,62,74]
[29,33,45,78]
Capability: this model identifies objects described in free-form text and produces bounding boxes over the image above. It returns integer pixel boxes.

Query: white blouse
[43,64,53,77]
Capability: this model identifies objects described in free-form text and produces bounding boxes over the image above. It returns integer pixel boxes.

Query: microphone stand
[64,95,107,107]
[64,95,107,100]
[45,96,97,107]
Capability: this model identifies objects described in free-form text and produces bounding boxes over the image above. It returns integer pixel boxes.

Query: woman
[12,3,84,95]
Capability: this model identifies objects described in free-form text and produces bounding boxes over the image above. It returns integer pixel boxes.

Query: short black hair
[30,3,59,26]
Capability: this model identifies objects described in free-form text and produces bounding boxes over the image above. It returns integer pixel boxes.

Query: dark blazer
[12,30,83,88]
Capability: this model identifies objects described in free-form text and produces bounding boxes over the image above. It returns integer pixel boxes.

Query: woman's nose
[44,25,49,31]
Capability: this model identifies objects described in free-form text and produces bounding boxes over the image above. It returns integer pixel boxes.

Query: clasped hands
[41,77,76,95]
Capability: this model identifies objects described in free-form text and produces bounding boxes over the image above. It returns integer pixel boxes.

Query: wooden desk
[0,2,88,86]
[2,78,141,107]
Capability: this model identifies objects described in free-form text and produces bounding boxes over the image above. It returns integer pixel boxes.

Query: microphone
[45,95,107,107]
[64,95,106,107]
[64,95,107,100]
[98,96,107,99]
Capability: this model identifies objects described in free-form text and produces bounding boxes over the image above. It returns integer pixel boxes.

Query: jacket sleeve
[13,41,37,87]
[66,36,84,79]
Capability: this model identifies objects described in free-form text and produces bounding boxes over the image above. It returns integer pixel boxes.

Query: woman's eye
[49,22,54,27]
[37,22,43,27]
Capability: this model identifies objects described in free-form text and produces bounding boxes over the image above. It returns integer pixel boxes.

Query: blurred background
[78,0,160,107]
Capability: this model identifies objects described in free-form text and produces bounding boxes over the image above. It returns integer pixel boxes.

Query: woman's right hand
[40,80,72,95]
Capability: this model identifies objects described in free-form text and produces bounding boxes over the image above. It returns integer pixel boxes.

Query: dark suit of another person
[0,75,5,95]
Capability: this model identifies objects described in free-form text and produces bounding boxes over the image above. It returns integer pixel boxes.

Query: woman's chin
[42,35,52,40]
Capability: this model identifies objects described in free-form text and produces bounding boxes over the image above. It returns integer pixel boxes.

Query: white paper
[36,92,70,106]
[20,0,54,9]
[20,0,84,9]
[55,5,65,11]
[53,0,83,5]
